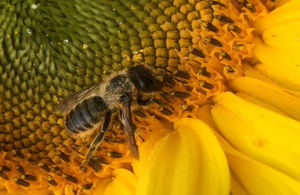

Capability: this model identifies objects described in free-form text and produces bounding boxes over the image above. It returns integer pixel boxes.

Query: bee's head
[128,65,163,93]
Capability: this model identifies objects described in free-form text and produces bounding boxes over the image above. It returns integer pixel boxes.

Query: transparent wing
[121,94,139,159]
[56,84,99,114]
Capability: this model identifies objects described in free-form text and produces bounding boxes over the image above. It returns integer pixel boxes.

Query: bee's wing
[56,84,99,114]
[121,94,139,159]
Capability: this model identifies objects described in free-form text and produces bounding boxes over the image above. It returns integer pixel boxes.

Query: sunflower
[0,0,300,194]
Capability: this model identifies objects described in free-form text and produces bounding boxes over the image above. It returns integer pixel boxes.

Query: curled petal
[216,121,300,195]
[228,76,300,121]
[136,118,230,195]
[254,40,300,92]
[255,0,300,33]
[228,152,300,195]
[212,92,300,181]
[230,175,248,195]
[93,178,112,195]
[254,0,300,92]
[93,169,137,195]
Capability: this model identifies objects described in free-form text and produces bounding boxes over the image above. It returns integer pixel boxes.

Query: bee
[57,65,164,168]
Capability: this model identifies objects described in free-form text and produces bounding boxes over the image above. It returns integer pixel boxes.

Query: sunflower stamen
[159,107,173,116]
[0,165,11,172]
[219,51,232,60]
[38,162,51,172]
[133,110,147,118]
[190,47,205,58]
[50,167,63,176]
[56,150,70,162]
[236,0,256,12]
[181,104,194,112]
[200,67,212,77]
[212,1,226,7]
[88,158,103,172]
[204,37,223,47]
[215,14,234,23]
[201,21,219,33]
[246,2,256,12]
[104,137,126,143]
[93,156,109,165]
[47,175,57,186]
[62,173,78,183]
[199,81,215,89]
[228,24,242,33]
[0,171,8,180]
[108,151,123,158]
[21,174,37,181]
[16,165,25,174]
[171,91,191,99]
[225,65,236,73]
[174,70,191,80]
[14,177,30,187]
[11,150,24,159]
[233,43,245,51]
[82,183,93,190]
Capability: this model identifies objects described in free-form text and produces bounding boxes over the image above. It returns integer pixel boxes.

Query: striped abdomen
[66,96,108,133]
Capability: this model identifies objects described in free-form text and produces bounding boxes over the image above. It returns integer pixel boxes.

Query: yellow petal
[93,169,137,195]
[243,64,300,98]
[275,0,293,7]
[262,20,300,50]
[228,151,300,195]
[255,0,300,33]
[195,104,219,130]
[254,40,300,92]
[93,178,112,195]
[136,118,230,195]
[237,92,286,114]
[243,64,275,84]
[216,120,300,195]
[133,126,171,180]
[229,76,300,121]
[212,92,300,180]
[230,175,249,195]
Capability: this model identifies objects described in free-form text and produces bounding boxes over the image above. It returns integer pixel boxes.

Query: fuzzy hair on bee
[57,65,166,168]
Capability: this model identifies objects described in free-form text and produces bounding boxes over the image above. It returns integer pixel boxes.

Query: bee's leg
[80,111,112,169]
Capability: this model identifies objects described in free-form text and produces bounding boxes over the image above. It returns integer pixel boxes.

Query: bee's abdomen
[66,96,108,133]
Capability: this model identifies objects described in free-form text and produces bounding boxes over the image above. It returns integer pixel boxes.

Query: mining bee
[57,65,166,168]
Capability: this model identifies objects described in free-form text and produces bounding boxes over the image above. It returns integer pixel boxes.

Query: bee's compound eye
[128,65,163,93]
